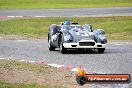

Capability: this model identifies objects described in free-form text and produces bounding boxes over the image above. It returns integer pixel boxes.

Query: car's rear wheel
[48,35,55,51]
[98,48,105,53]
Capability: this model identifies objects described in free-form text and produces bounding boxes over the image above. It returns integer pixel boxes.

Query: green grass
[0,16,132,40]
[0,60,50,74]
[0,81,62,88]
[0,0,132,9]
[0,59,63,88]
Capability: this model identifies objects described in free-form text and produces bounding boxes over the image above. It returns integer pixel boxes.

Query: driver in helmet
[63,21,71,25]
[61,21,71,31]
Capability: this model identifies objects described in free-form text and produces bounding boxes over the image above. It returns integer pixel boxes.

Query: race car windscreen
[71,25,84,30]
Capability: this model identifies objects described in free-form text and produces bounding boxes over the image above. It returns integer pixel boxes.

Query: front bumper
[63,40,105,49]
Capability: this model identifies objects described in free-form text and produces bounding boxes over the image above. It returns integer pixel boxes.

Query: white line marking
[0,58,5,60]
[19,59,26,62]
[28,61,35,63]
[71,68,78,72]
[48,64,65,68]
[15,40,28,42]
[115,44,122,45]
[7,16,15,18]
[16,16,23,18]
[35,16,47,17]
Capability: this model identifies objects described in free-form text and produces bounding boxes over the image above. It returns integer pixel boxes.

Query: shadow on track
[54,49,108,54]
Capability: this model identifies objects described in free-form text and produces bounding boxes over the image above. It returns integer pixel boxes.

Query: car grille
[79,42,95,46]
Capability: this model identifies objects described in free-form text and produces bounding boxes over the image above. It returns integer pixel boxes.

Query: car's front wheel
[60,42,67,54]
[60,34,67,54]
[97,48,105,53]
[48,37,55,51]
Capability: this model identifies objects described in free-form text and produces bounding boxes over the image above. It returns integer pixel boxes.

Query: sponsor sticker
[86,74,131,83]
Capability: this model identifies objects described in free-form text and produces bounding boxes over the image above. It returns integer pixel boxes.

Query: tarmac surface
[0,7,132,17]
[0,39,132,88]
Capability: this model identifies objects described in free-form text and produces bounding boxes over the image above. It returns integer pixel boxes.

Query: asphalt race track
[0,39,132,87]
[0,7,132,16]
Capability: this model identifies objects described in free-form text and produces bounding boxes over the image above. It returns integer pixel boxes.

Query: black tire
[60,42,67,54]
[48,34,55,51]
[76,76,86,85]
[60,34,67,54]
[98,48,105,53]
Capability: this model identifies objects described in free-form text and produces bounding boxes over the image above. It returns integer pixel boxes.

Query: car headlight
[97,35,107,44]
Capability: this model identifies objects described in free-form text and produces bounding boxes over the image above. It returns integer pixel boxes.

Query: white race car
[48,21,107,54]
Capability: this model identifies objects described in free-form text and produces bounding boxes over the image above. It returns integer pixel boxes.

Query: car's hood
[69,29,92,36]
[68,29,95,42]
[61,28,107,44]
